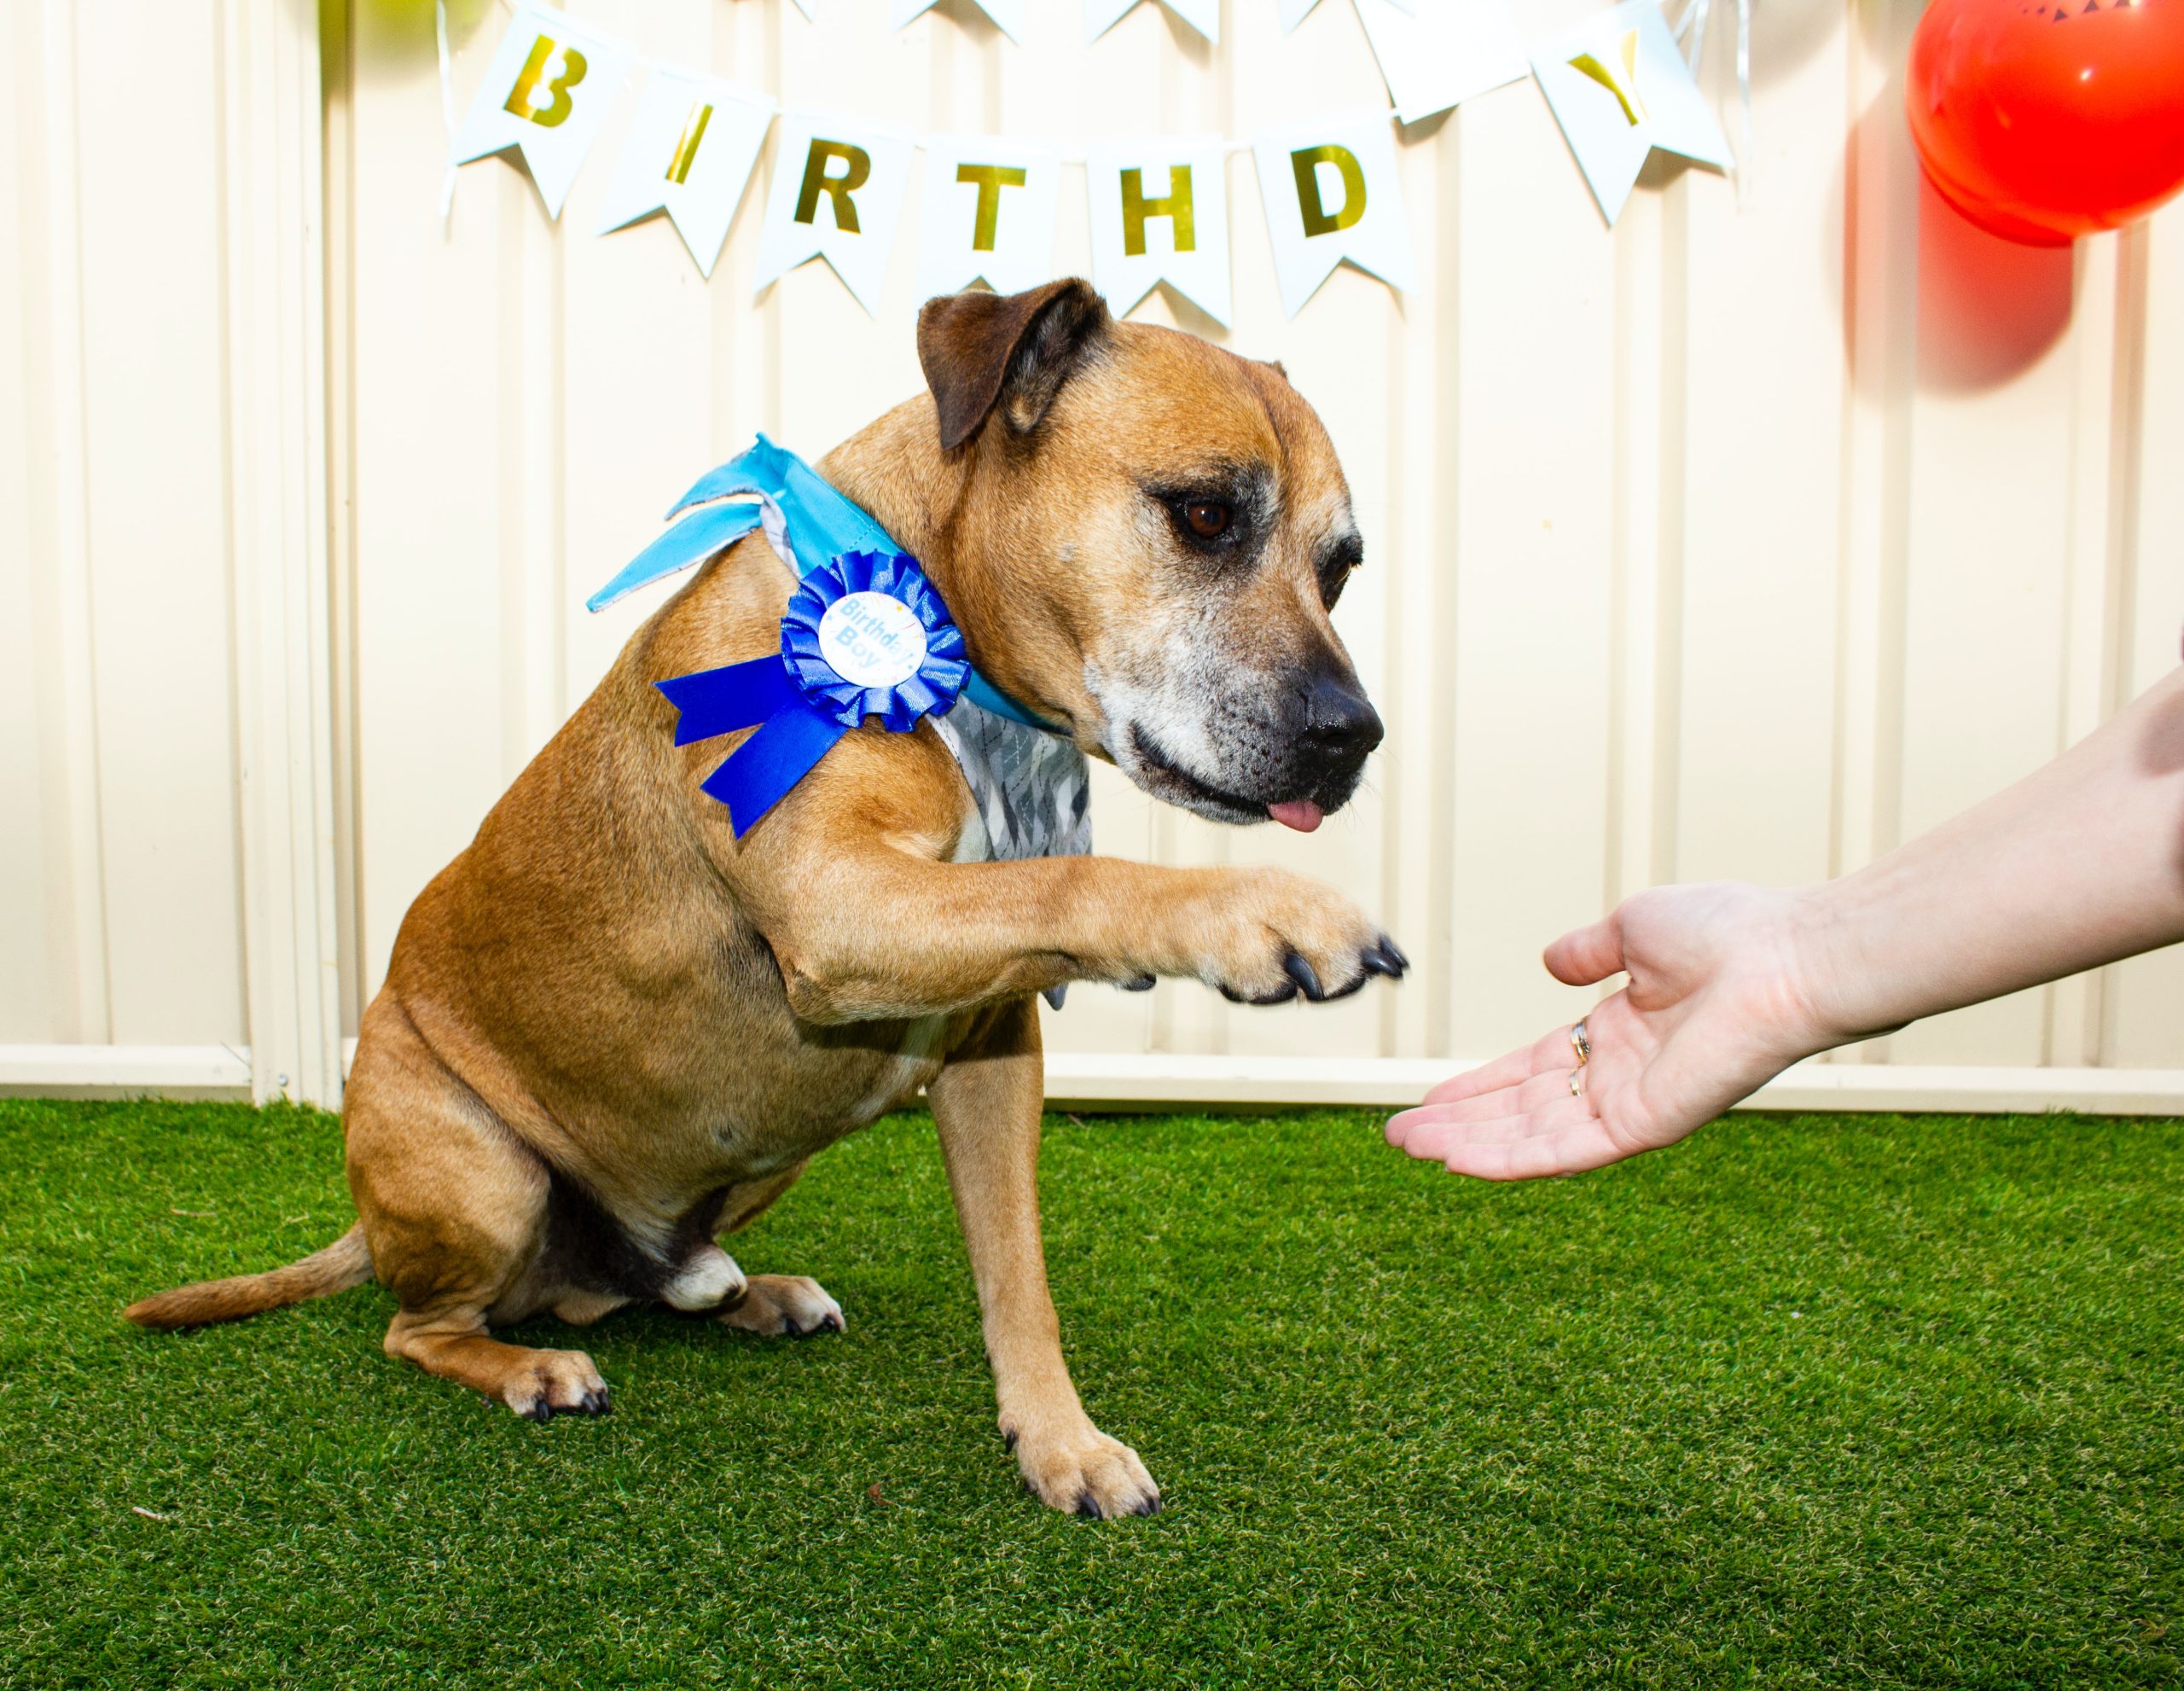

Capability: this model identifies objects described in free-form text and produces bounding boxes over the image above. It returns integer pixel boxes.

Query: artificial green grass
[0,1100,2178,1688]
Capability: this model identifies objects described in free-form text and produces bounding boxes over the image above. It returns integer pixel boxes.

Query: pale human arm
[1386,666,2184,1180]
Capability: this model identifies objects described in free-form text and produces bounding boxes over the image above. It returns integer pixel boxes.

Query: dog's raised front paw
[1193,867,1403,1006]
[717,1274,845,1339]
[1006,1418,1161,1519]
[502,1347,611,1421]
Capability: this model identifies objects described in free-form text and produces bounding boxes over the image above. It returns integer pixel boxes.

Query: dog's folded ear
[916,279,1111,453]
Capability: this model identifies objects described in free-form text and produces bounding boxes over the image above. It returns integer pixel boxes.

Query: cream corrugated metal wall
[4,0,2181,1110]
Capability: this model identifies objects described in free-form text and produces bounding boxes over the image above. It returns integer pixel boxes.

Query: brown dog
[127,280,1401,1518]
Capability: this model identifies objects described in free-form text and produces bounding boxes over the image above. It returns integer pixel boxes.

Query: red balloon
[1907,0,2184,245]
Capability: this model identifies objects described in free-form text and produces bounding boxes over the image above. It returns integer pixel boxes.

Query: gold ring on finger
[1571,1019,1591,1066]
[1568,1065,1587,1098]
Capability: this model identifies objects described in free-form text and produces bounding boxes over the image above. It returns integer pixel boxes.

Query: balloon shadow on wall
[1914,165,2074,392]
[1831,96,2074,399]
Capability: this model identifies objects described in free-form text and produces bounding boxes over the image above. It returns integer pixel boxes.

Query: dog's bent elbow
[778,941,979,1026]
[776,945,880,1025]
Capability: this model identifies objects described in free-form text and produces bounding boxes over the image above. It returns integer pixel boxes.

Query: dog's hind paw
[502,1348,611,1422]
[717,1274,845,1339]
[1007,1419,1161,1520]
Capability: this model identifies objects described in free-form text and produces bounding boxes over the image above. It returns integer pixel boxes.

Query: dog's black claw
[1284,953,1325,1002]
[1120,974,1156,992]
[1002,1427,1019,1454]
[583,1387,612,1416]
[1132,1495,1163,1516]
[782,1317,805,1338]
[1362,938,1409,979]
[1076,1493,1104,1520]
[817,1313,843,1334]
[526,1402,555,1424]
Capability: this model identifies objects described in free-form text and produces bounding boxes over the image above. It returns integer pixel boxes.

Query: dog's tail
[123,1223,374,1330]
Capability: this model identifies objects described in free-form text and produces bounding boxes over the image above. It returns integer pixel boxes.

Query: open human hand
[1385,882,1840,1180]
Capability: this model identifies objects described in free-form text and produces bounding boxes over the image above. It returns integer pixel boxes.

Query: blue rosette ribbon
[656,549,970,838]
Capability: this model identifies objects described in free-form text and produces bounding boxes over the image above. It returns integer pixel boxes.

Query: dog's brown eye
[1184,501,1231,539]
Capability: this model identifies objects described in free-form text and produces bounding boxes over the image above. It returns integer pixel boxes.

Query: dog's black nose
[1301,676,1384,766]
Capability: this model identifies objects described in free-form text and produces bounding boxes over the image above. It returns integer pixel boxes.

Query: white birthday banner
[446,0,1734,320]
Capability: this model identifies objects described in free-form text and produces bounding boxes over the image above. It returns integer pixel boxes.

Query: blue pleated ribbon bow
[589,436,1049,837]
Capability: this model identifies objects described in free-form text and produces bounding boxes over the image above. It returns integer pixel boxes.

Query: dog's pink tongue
[1268,799,1324,833]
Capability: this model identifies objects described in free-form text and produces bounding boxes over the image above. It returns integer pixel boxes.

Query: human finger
[1391,1095,1596,1162]
[1442,1121,1640,1182]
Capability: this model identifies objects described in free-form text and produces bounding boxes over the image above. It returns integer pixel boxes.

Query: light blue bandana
[589,433,1092,880]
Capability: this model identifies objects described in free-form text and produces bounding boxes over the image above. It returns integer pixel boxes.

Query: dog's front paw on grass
[1008,1420,1162,1519]
[502,1347,611,1421]
[1196,867,1405,1007]
[718,1274,845,1339]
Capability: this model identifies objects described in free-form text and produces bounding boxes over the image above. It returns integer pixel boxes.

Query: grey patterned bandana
[931,700,1092,867]
[931,700,1091,1012]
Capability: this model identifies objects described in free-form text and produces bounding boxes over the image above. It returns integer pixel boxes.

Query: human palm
[1385,882,1836,1179]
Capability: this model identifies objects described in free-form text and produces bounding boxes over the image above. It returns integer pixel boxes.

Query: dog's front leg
[927,998,1159,1519]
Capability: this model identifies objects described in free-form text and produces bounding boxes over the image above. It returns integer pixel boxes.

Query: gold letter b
[503,35,588,130]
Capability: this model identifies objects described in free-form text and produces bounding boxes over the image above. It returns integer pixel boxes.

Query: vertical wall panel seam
[293,0,345,1101]
[497,165,526,778]
[552,184,570,726]
[1604,173,1657,915]
[216,0,267,1086]
[1423,109,1461,1062]
[2048,238,2114,1066]
[763,0,784,451]
[36,0,114,1044]
[2105,228,2149,723]
[2094,225,2152,1065]
[324,0,368,1040]
[1652,172,1688,892]
[1376,295,1403,1059]
[1828,0,1919,1064]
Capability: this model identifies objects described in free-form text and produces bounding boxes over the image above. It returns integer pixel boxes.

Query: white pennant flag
[595,70,774,277]
[1252,113,1415,316]
[752,109,916,314]
[1531,0,1729,225]
[1085,137,1232,326]
[896,0,1026,42]
[1350,0,1526,125]
[1085,0,1219,44]
[449,2,636,218]
[914,137,1063,302]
